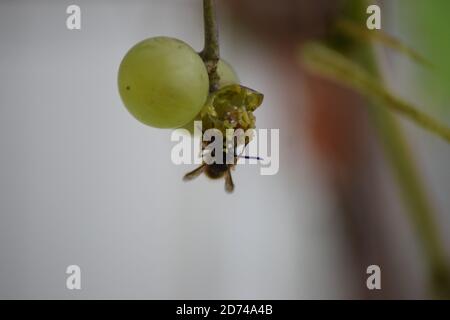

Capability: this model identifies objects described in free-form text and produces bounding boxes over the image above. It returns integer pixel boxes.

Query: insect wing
[183,164,206,181]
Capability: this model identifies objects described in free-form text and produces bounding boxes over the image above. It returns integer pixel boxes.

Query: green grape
[180,59,239,134]
[118,37,209,128]
[217,59,239,88]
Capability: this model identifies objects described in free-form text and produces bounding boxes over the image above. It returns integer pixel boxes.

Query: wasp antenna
[236,155,264,161]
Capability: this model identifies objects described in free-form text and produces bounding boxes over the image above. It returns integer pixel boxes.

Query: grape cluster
[118,36,263,134]
[118,36,264,192]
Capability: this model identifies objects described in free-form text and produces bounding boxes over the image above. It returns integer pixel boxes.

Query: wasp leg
[224,168,235,193]
[183,164,206,181]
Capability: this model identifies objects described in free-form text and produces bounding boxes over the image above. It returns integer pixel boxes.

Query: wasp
[183,149,263,193]
[182,84,263,193]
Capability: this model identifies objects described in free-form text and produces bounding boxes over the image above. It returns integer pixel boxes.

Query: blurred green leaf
[336,19,433,68]
[395,0,450,115]
[299,42,450,144]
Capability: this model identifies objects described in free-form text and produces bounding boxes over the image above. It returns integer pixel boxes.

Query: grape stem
[200,0,220,92]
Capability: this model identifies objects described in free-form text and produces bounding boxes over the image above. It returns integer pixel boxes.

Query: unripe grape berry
[118,37,209,128]
[217,59,239,88]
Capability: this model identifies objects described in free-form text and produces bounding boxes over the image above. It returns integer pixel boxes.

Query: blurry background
[0,0,449,299]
